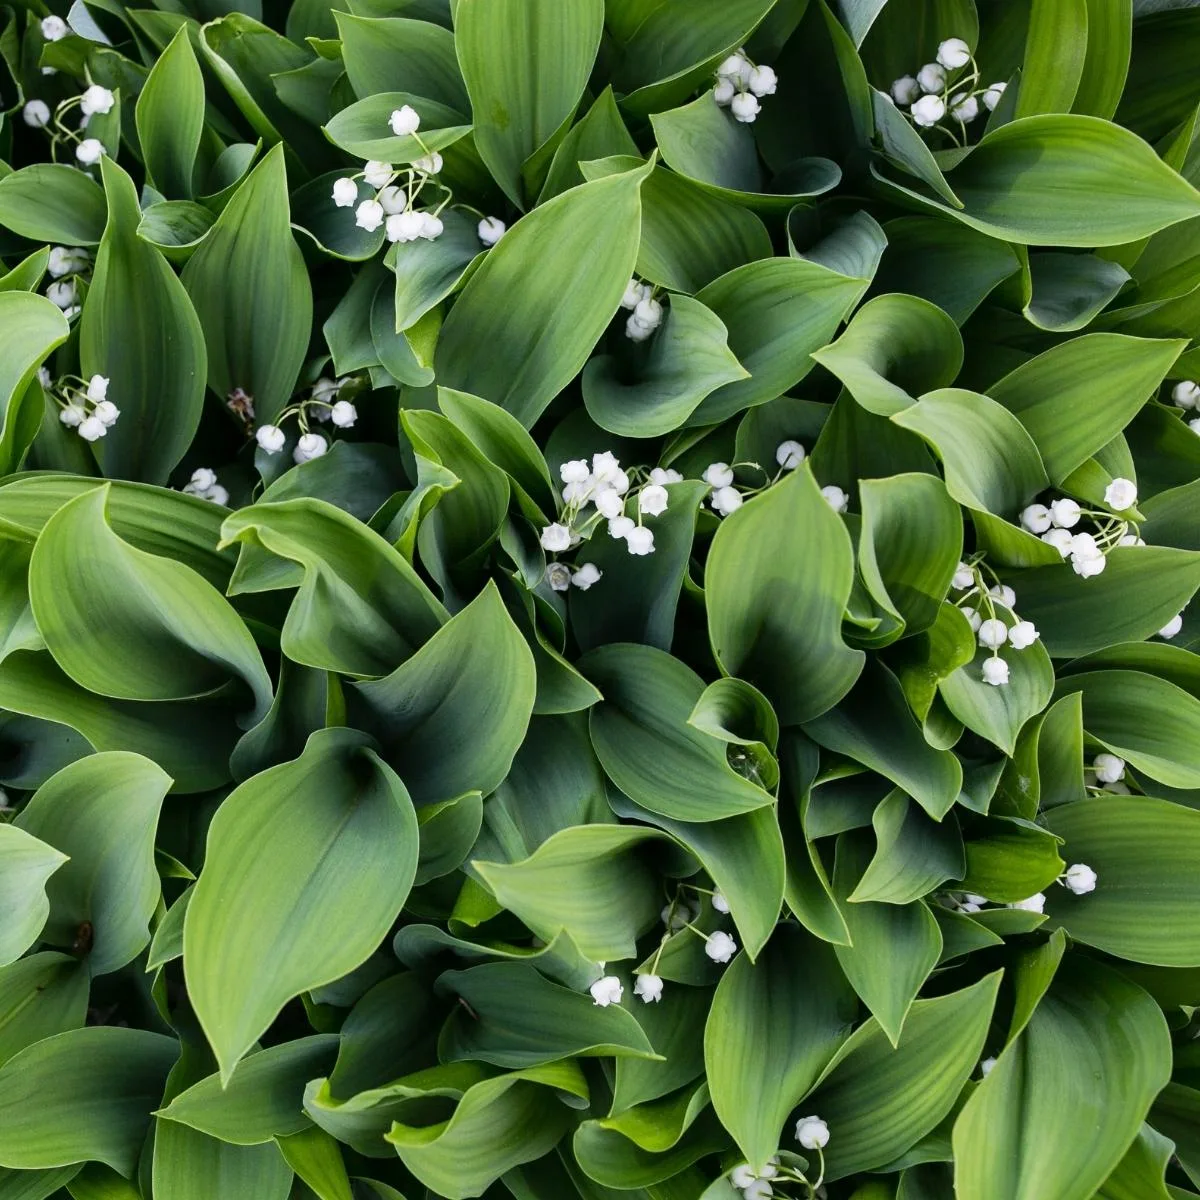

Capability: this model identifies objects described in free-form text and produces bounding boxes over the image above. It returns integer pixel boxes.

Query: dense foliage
[3,0,1200,1197]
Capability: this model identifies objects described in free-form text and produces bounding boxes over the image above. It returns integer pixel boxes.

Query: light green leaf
[0,953,88,1069]
[277,1126,351,1200]
[849,791,965,905]
[0,293,69,478]
[135,25,204,198]
[1015,0,1088,117]
[0,825,66,968]
[185,728,418,1080]
[959,816,1065,903]
[321,92,471,162]
[388,209,482,332]
[1074,0,1132,120]
[154,1122,292,1200]
[335,12,466,108]
[0,165,108,245]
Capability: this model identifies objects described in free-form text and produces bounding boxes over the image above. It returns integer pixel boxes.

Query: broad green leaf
[220,498,447,677]
[0,1028,178,1175]
[0,294,69,478]
[437,962,658,1067]
[808,973,1001,1180]
[688,676,780,792]
[292,173,385,262]
[0,953,88,1068]
[0,165,108,245]
[1096,1123,1175,1200]
[1074,0,1132,120]
[335,12,466,108]
[135,25,204,197]
[1015,0,1088,117]
[953,958,1172,1200]
[29,486,271,722]
[14,753,169,975]
[812,295,963,417]
[832,831,942,1045]
[987,334,1184,482]
[321,92,471,162]
[706,466,865,725]
[137,200,216,260]
[351,582,535,804]
[81,159,207,485]
[0,825,66,967]
[705,924,855,1172]
[154,1122,292,1200]
[1022,252,1131,333]
[690,258,868,425]
[613,984,710,1115]
[959,816,1065,903]
[1043,796,1200,965]
[581,643,774,822]
[185,728,419,1080]
[182,144,312,424]
[277,1126,350,1200]
[388,210,482,332]
[0,248,50,294]
[455,0,604,206]
[850,791,965,905]
[435,166,651,426]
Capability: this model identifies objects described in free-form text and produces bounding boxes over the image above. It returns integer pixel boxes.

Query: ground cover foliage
[2,0,1200,1197]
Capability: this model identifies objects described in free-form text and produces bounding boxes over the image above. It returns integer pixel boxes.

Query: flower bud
[331,177,358,208]
[910,94,946,127]
[362,160,393,188]
[477,216,506,246]
[80,85,115,116]
[41,15,68,40]
[1172,380,1200,409]
[937,37,971,69]
[917,62,946,92]
[891,76,921,106]
[730,91,761,123]
[571,562,602,590]
[794,1116,830,1150]
[389,105,420,136]
[22,100,51,128]
[293,432,328,464]
[775,439,806,469]
[355,199,385,232]
[330,400,357,428]
[1103,476,1137,511]
[75,138,105,166]
[256,424,286,454]
[982,81,1007,110]
[748,64,777,96]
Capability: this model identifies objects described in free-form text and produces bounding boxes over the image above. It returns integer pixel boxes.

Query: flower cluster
[1170,379,1200,435]
[712,48,778,124]
[181,468,229,507]
[22,75,113,167]
[890,38,1006,144]
[730,1160,780,1200]
[42,244,91,319]
[255,376,359,464]
[619,278,663,342]
[1020,478,1141,578]
[951,559,1040,686]
[48,372,120,442]
[330,105,504,250]
[950,858,1098,920]
[701,440,824,518]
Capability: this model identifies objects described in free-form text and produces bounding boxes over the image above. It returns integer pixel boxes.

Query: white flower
[952,562,975,590]
[633,974,663,1004]
[478,216,506,246]
[205,484,229,506]
[189,467,217,492]
[1069,532,1101,560]
[413,151,443,175]
[822,484,849,513]
[1041,528,1074,557]
[1159,613,1184,639]
[703,462,735,488]
[717,51,754,87]
[910,94,946,127]
[312,377,341,403]
[649,467,683,485]
[355,199,385,232]
[389,105,420,136]
[330,399,357,428]
[620,279,650,310]
[748,64,777,96]
[1071,550,1107,578]
[608,515,636,539]
[38,367,52,389]
[626,526,655,556]
[977,618,1008,649]
[1118,534,1146,547]
[982,657,1010,686]
[711,486,743,517]
[937,37,972,69]
[540,523,572,552]
[82,374,108,402]
[77,415,106,441]
[775,439,806,469]
[980,1056,997,1077]
[713,77,736,106]
[1104,477,1138,511]
[93,400,119,426]
[23,100,51,128]
[661,901,694,931]
[1093,752,1126,784]
[59,404,85,427]
[1010,893,1046,914]
[256,424,286,454]
[47,246,88,278]
[41,15,68,39]
[917,62,946,93]
[590,451,620,484]
[639,485,669,516]
[982,81,1007,110]
[571,562,602,590]
[46,280,77,309]
[386,210,425,243]
[560,460,590,485]
[293,432,328,464]
[990,583,1017,607]
[1172,380,1200,409]
[962,606,982,631]
[362,160,393,188]
[593,487,624,519]
[731,1166,757,1189]
[75,138,105,166]
[745,1182,774,1200]
[730,92,761,123]
[1020,503,1052,534]
[711,889,730,914]
[625,296,663,342]
[418,212,444,240]
[705,930,737,963]
[547,562,571,592]
[794,1116,830,1150]
[1008,620,1039,650]
[1050,498,1081,528]
[1191,418,1200,436]
[891,75,920,105]
[1064,863,1097,895]
[589,975,623,1007]
[378,185,408,214]
[1104,781,1132,795]
[80,85,114,116]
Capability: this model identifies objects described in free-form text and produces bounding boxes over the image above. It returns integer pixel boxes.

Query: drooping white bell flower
[1041,527,1073,557]
[633,974,664,1003]
[187,467,218,492]
[716,51,754,88]
[418,212,444,240]
[330,400,357,428]
[911,94,946,127]
[977,618,1008,649]
[47,247,89,278]
[990,583,1017,607]
[705,930,737,963]
[731,1166,757,1189]
[478,216,506,246]
[1010,893,1046,914]
[916,62,946,92]
[355,199,385,232]
[560,459,591,484]
[80,85,115,116]
[293,432,328,464]
[952,562,975,590]
[540,523,572,552]
[413,151,443,176]
[256,424,286,454]
[713,77,736,106]
[1020,503,1053,534]
[75,138,105,166]
[891,76,920,105]
[639,485,669,516]
[77,415,106,441]
[1008,620,1040,650]
[981,657,1010,686]
[93,400,119,427]
[1093,752,1126,783]
[748,64,778,96]
[23,100,51,128]
[626,526,655,555]
[41,15,68,40]
[982,81,1007,110]
[822,484,849,513]
[1172,380,1200,409]
[1063,863,1097,895]
[775,439,806,469]
[711,888,730,913]
[547,562,571,592]
[649,467,684,485]
[85,374,108,402]
[744,1181,773,1200]
[46,279,77,309]
[331,177,358,207]
[1191,418,1200,435]
[377,185,408,215]
[620,279,650,310]
[589,975,623,1007]
[730,92,761,123]
[59,404,85,427]
[389,104,420,136]
[711,486,743,517]
[950,92,979,122]
[594,487,625,519]
[961,606,982,632]
[703,462,735,488]
[386,210,425,243]
[205,484,230,506]
[362,160,393,188]
[980,1056,997,1077]
[1159,613,1184,639]
[937,37,972,69]
[1104,477,1138,511]
[571,563,602,590]
[794,1115,830,1150]
[608,515,636,540]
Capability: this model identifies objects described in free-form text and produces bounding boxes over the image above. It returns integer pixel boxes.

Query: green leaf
[388,210,482,332]
[154,1125,291,1200]
[184,728,418,1080]
[135,25,204,197]
[1015,0,1088,117]
[0,1028,178,1176]
[849,791,965,905]
[613,984,710,1115]
[335,12,466,108]
[581,643,774,822]
[0,953,88,1069]
[455,0,604,206]
[435,165,650,427]
[1074,0,1132,120]
[14,753,169,975]
[277,1126,351,1200]
[0,825,66,967]
[811,295,963,417]
[0,293,69,478]
[1022,252,1131,333]
[1043,796,1200,966]
[29,485,271,722]
[987,334,1184,483]
[959,816,1065,903]
[1096,1123,1175,1200]
[81,158,208,484]
[137,200,216,260]
[292,173,385,262]
[321,92,471,163]
[705,923,855,1172]
[953,958,1172,1200]
[707,466,865,725]
[0,165,108,245]
[182,144,312,424]
[437,962,658,1067]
